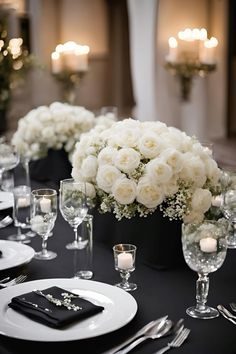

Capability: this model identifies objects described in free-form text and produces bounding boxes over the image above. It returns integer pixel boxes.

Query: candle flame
[168,37,178,48]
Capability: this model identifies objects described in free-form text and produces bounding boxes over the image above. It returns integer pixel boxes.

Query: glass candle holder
[113,244,137,292]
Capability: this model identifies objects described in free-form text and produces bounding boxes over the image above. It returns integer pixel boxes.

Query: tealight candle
[39,197,51,213]
[117,252,133,270]
[17,197,30,208]
[199,237,217,253]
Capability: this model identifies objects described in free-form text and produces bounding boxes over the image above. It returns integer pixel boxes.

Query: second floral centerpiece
[71,118,221,268]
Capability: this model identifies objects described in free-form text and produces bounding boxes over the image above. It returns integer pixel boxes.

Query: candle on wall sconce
[165,28,218,101]
[51,41,90,104]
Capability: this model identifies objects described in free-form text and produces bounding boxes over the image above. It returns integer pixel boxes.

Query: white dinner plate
[0,278,138,341]
[0,191,13,210]
[0,240,35,271]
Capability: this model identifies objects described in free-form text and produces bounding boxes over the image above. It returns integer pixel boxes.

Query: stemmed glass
[0,142,19,187]
[113,244,137,292]
[182,219,228,319]
[8,185,31,244]
[222,189,236,248]
[59,178,88,250]
[30,189,57,260]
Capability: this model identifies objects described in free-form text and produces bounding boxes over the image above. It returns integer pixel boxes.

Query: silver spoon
[116,318,173,354]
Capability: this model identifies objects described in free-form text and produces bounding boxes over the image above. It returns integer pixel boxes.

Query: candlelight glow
[168,37,178,48]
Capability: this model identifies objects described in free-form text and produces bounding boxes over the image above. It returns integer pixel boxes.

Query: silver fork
[154,327,190,354]
[229,303,236,312]
[0,275,27,288]
[0,215,13,228]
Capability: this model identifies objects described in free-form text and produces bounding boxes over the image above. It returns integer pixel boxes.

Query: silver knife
[101,315,168,354]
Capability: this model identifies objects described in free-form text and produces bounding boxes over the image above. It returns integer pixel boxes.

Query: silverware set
[0,274,27,288]
[104,316,190,354]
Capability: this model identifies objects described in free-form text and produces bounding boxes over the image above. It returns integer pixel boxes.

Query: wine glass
[182,219,228,319]
[222,189,236,248]
[113,244,137,291]
[0,142,19,187]
[59,178,88,250]
[8,185,32,244]
[30,189,57,260]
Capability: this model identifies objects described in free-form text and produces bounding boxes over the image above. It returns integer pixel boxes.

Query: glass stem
[195,273,209,312]
[120,271,130,286]
[74,227,78,243]
[42,237,48,255]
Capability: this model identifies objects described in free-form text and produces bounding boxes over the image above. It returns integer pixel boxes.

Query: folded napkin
[8,286,104,328]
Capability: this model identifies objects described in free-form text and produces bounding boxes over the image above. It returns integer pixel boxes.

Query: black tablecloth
[0,179,236,354]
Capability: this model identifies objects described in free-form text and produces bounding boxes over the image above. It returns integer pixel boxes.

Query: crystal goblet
[31,189,57,260]
[113,244,137,292]
[182,219,228,319]
[59,178,88,250]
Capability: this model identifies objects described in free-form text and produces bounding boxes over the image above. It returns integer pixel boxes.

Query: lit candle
[166,37,178,63]
[51,51,62,74]
[117,252,133,270]
[199,237,217,253]
[17,197,30,208]
[199,37,218,65]
[39,197,51,213]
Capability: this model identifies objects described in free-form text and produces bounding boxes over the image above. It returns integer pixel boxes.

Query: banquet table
[0,178,236,354]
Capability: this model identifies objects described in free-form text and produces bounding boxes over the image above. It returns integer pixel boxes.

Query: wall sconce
[51,41,90,104]
[165,28,218,101]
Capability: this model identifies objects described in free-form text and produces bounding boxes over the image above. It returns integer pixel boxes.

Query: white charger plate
[0,191,13,210]
[0,240,35,270]
[0,278,138,342]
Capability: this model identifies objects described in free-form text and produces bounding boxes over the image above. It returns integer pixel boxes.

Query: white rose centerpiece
[12,102,116,161]
[72,118,221,222]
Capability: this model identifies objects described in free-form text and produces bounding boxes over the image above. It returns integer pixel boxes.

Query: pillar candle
[199,237,217,253]
[117,252,133,270]
[39,197,51,213]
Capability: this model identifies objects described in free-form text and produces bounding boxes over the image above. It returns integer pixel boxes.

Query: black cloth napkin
[8,286,104,328]
[0,250,2,257]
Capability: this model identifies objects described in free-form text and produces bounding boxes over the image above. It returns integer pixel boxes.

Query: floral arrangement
[72,118,221,222]
[11,102,116,160]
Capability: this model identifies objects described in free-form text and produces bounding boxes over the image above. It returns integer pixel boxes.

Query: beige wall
[7,0,228,141]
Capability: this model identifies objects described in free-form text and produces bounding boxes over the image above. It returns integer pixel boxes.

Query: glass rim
[31,188,57,197]
[113,244,137,251]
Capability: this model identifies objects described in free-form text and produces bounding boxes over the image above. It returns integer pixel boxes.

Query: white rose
[146,158,173,184]
[96,165,122,193]
[114,148,140,173]
[112,177,137,205]
[161,148,183,173]
[191,188,212,213]
[138,132,163,158]
[180,153,206,187]
[163,175,179,196]
[205,158,221,185]
[114,128,140,148]
[137,177,164,208]
[81,156,98,180]
[85,182,96,199]
[183,210,205,224]
[98,147,117,166]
